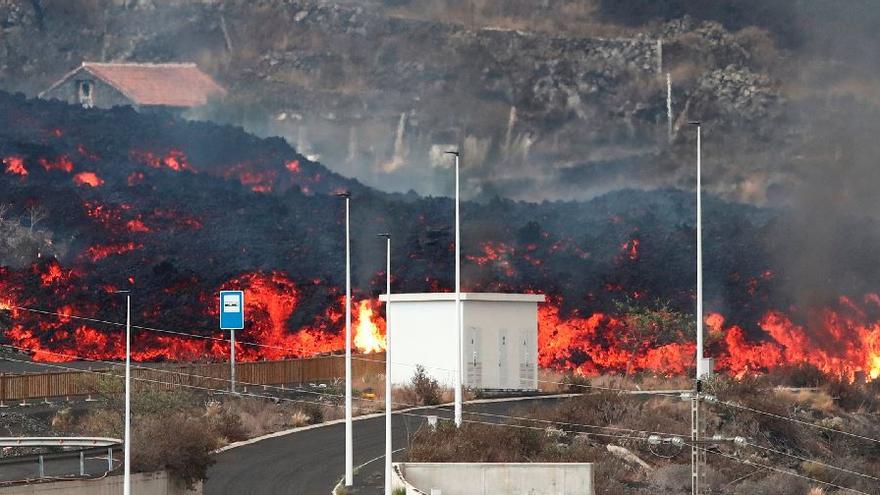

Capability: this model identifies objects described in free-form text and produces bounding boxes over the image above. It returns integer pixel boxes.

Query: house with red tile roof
[40,62,226,111]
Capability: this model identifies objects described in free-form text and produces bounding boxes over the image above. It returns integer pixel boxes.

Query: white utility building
[378,292,545,390]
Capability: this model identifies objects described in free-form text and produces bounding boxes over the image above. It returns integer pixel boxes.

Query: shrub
[824,378,879,413]
[204,402,248,444]
[766,363,825,388]
[560,372,592,393]
[410,364,441,406]
[289,411,311,428]
[132,413,219,489]
[733,473,809,495]
[407,422,545,462]
[299,402,325,423]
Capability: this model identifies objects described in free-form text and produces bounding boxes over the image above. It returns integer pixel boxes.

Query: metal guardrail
[0,437,121,448]
[0,441,122,480]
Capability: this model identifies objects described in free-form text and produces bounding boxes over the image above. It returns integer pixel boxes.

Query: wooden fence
[0,353,386,402]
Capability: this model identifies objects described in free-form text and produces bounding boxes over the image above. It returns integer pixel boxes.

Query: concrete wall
[0,471,201,495]
[388,297,539,390]
[394,462,594,495]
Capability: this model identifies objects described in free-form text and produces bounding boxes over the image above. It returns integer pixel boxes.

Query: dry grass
[406,371,880,494]
[775,388,835,414]
[539,368,693,394]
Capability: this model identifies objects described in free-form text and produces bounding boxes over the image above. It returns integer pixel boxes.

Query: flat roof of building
[378,292,545,303]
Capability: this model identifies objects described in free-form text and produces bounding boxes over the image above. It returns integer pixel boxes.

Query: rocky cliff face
[0,1,799,201]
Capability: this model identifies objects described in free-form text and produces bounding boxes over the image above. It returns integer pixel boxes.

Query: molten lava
[225,163,277,193]
[131,149,195,172]
[73,171,104,187]
[621,238,640,261]
[83,242,142,262]
[467,242,516,277]
[3,156,27,176]
[38,155,74,173]
[537,299,693,376]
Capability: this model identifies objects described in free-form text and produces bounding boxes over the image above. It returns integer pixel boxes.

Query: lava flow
[3,92,879,382]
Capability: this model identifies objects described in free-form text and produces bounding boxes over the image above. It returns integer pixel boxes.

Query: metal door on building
[519,328,536,389]
[467,327,482,388]
[498,331,509,388]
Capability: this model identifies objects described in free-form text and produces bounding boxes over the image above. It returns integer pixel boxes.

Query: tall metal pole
[446,150,463,428]
[666,73,673,143]
[689,121,703,495]
[379,233,392,495]
[341,193,353,487]
[124,292,131,495]
[693,121,704,378]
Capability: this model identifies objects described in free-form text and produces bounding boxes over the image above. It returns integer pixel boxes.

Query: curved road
[205,397,566,495]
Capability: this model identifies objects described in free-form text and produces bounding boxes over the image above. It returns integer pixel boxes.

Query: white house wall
[390,300,458,387]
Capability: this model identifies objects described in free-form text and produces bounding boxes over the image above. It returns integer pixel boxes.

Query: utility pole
[336,192,354,487]
[378,233,392,495]
[445,150,463,428]
[691,379,701,495]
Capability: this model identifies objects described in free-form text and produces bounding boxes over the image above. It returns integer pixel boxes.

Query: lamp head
[444,150,460,157]
[334,191,351,199]
[687,121,702,126]
[376,233,391,239]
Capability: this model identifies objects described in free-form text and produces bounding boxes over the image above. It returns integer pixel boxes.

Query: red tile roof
[78,62,225,107]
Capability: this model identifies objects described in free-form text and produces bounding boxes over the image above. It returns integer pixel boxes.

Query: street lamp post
[336,192,354,487]
[444,150,463,428]
[688,120,704,495]
[378,233,392,495]
[691,121,705,379]
[115,290,132,495]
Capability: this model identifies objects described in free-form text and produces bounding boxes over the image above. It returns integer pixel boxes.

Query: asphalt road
[205,397,565,495]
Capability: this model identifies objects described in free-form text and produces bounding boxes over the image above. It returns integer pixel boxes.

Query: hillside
[1,92,880,379]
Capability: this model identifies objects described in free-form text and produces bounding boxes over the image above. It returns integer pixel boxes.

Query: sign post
[220,290,244,393]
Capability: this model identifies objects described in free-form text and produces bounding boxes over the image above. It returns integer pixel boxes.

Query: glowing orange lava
[38,155,74,173]
[73,171,104,187]
[131,149,195,172]
[3,156,27,176]
[83,242,142,262]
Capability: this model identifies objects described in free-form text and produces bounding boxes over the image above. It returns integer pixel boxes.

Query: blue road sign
[220,290,244,330]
